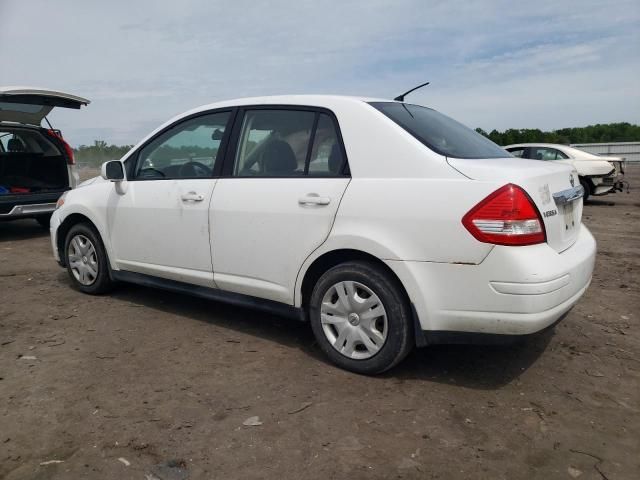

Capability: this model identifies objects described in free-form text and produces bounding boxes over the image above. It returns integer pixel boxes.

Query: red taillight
[462,184,546,246]
[46,129,75,165]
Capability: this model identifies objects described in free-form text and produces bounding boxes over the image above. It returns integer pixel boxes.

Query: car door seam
[208,178,220,289]
[293,177,352,306]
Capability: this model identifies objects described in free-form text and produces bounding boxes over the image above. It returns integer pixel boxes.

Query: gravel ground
[1,167,639,480]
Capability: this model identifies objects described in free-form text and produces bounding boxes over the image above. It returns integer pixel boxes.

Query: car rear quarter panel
[293,177,506,307]
[293,101,508,306]
[327,178,496,263]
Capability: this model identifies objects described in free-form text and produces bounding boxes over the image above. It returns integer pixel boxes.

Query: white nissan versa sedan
[50,96,596,374]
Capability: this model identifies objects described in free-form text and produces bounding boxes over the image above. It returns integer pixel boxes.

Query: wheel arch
[56,213,102,267]
[298,248,407,310]
[297,248,426,347]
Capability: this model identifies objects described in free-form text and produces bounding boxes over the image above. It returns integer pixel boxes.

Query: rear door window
[233,109,314,177]
[307,113,345,175]
[231,109,348,177]
[370,102,511,159]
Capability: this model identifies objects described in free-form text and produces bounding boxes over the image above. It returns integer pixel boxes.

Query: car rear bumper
[388,224,596,337]
[0,191,67,219]
[0,202,57,219]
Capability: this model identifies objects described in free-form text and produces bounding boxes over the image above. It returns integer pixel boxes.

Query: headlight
[56,191,68,209]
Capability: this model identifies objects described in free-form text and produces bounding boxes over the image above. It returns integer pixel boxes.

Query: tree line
[75,141,133,168]
[475,122,640,146]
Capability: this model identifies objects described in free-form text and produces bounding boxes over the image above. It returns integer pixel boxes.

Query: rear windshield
[370,102,511,159]
[0,102,43,114]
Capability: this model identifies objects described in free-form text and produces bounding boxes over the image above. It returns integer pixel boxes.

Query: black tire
[580,178,591,203]
[63,223,114,294]
[35,214,52,229]
[309,261,414,375]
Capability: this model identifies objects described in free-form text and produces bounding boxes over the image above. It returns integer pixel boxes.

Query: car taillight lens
[47,129,75,165]
[462,183,546,246]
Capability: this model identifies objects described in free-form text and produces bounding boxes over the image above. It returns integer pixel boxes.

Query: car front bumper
[388,224,596,338]
[50,209,62,264]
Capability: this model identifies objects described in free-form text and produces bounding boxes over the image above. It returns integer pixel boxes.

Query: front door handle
[181,191,205,202]
[298,194,331,206]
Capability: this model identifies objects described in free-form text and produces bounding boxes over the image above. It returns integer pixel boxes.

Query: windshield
[370,102,511,159]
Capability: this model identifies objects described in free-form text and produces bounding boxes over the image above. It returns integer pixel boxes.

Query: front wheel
[309,261,414,374]
[64,223,114,294]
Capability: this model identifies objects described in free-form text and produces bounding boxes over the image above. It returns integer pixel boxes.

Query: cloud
[1,0,638,145]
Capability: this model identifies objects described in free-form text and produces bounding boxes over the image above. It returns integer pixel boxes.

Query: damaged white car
[504,143,626,201]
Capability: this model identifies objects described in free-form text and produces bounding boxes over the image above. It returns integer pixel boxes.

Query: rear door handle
[181,191,205,202]
[298,194,331,206]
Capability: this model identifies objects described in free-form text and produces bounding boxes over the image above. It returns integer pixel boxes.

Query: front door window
[135,111,231,179]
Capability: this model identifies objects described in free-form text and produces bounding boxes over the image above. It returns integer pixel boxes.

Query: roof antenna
[394,81,430,102]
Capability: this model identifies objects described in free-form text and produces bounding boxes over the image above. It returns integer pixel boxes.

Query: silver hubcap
[68,234,98,286]
[320,281,388,360]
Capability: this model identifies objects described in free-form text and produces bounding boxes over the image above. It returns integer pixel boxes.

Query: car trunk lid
[448,157,583,253]
[0,86,90,126]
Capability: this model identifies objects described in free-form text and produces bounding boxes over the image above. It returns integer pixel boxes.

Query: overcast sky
[1,0,639,146]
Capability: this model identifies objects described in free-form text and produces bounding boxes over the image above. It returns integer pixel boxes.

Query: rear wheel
[309,261,413,374]
[64,223,113,294]
[580,178,591,203]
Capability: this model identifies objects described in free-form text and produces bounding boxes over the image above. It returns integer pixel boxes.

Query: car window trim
[303,112,320,175]
[553,148,568,160]
[126,108,237,181]
[220,104,351,179]
[507,147,525,158]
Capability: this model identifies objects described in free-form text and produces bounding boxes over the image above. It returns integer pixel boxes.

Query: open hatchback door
[0,86,90,125]
[0,86,89,227]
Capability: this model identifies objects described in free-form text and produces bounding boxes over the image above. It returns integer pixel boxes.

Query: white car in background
[50,96,596,374]
[504,143,626,201]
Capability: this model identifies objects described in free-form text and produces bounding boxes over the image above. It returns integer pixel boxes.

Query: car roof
[504,143,571,149]
[120,95,426,166]
[183,94,392,114]
[124,94,398,155]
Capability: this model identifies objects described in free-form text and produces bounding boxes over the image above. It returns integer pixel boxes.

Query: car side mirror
[211,129,224,141]
[101,160,125,182]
